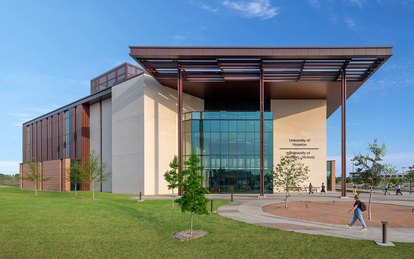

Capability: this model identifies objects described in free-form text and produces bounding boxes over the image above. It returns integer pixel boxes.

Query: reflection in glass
[183,111,273,193]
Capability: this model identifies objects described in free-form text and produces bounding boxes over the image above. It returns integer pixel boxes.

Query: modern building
[20,46,392,196]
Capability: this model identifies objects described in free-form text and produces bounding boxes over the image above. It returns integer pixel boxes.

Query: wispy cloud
[171,23,208,45]
[363,60,414,92]
[200,3,219,12]
[0,71,89,97]
[8,107,56,126]
[349,0,364,8]
[307,0,321,8]
[345,17,356,29]
[222,0,279,19]
[383,152,414,166]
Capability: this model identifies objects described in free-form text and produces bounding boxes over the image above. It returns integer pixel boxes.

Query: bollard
[139,192,142,201]
[210,200,214,212]
[231,193,234,202]
[381,221,388,244]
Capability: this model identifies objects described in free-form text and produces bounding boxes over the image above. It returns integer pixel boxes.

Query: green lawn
[1,186,413,258]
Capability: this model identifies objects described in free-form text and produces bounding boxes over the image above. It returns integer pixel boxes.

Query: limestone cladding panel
[272,100,327,193]
[42,160,61,191]
[111,75,145,195]
[143,75,204,195]
[101,98,112,192]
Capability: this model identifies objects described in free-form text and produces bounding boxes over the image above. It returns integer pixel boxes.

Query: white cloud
[8,107,56,127]
[200,3,218,12]
[383,152,414,166]
[0,161,20,175]
[363,61,414,92]
[349,0,364,8]
[307,0,321,8]
[223,0,279,19]
[172,35,190,45]
[345,17,356,29]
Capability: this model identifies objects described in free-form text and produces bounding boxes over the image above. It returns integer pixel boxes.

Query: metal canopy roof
[129,46,392,117]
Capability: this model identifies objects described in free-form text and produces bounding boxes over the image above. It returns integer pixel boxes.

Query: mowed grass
[1,186,413,259]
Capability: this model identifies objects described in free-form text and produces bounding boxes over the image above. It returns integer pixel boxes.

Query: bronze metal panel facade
[69,107,76,158]
[42,119,47,161]
[130,46,392,59]
[22,106,91,161]
[81,104,90,162]
[59,112,64,159]
[52,114,59,160]
[76,106,82,159]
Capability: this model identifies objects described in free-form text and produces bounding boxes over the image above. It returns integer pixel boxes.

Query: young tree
[22,160,49,196]
[164,156,180,208]
[69,160,85,199]
[405,165,414,194]
[272,156,309,208]
[351,139,391,220]
[83,152,111,200]
[175,154,209,234]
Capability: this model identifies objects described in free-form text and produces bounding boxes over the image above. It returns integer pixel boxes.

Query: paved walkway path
[215,192,414,243]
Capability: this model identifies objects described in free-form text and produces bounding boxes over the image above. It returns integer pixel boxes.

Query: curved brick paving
[215,192,414,243]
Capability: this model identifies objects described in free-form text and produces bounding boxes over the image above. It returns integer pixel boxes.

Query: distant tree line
[0,173,19,186]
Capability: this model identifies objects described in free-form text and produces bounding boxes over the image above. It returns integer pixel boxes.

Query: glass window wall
[183,111,273,193]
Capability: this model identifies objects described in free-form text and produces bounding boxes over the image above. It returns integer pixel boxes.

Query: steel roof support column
[177,67,183,196]
[260,68,265,196]
[341,69,347,197]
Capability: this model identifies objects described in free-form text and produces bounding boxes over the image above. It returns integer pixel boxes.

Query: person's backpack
[359,201,366,212]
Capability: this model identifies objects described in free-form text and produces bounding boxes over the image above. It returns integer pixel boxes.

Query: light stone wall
[143,75,204,195]
[89,103,101,160]
[111,75,145,195]
[272,100,327,193]
[90,99,113,192]
[101,98,112,192]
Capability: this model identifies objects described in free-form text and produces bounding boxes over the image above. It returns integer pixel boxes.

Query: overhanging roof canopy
[129,46,392,117]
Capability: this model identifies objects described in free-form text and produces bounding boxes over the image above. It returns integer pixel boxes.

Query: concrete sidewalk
[217,192,414,243]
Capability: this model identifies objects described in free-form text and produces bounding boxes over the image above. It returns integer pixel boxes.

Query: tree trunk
[171,189,175,208]
[92,182,95,200]
[190,213,194,235]
[368,189,373,220]
[285,190,288,208]
[35,181,38,197]
[75,184,78,199]
[410,180,412,194]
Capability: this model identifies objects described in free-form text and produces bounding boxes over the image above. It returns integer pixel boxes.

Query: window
[26,126,31,162]
[183,111,273,193]
[65,111,70,157]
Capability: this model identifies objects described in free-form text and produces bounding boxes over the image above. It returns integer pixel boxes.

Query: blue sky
[0,0,413,175]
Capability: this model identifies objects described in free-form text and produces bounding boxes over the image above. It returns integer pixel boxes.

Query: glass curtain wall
[183,111,273,193]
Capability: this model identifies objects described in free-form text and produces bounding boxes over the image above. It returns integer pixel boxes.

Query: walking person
[308,183,313,194]
[346,195,368,231]
[396,184,403,195]
[352,183,357,195]
[384,183,390,195]
[320,182,326,195]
